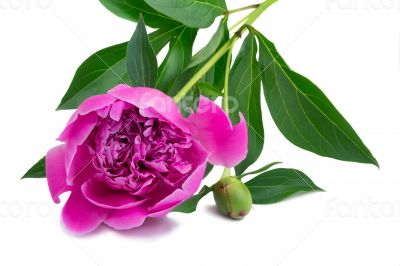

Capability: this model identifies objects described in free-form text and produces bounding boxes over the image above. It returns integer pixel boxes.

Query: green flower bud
[212,176,252,219]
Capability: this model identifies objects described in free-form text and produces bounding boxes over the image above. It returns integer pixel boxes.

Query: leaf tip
[371,157,380,169]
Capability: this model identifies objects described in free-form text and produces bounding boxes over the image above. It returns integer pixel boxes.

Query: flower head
[46,85,248,234]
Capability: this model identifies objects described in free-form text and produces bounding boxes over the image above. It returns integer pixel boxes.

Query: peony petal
[46,145,70,203]
[148,141,208,217]
[77,94,116,116]
[105,207,148,230]
[96,105,111,118]
[62,94,115,128]
[61,189,108,235]
[58,112,98,175]
[109,101,125,121]
[66,144,97,186]
[108,84,190,132]
[58,94,116,175]
[58,112,98,144]
[81,180,147,210]
[188,96,248,168]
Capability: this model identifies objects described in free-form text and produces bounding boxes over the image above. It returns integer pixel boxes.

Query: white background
[1,0,400,265]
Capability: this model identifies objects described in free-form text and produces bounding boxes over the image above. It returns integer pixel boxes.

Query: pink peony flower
[46,84,247,235]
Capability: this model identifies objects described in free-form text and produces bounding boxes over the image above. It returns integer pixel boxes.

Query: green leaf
[245,168,324,204]
[204,163,214,179]
[22,157,46,179]
[169,67,197,97]
[208,19,230,91]
[172,163,215,213]
[187,19,227,69]
[168,19,228,98]
[99,0,179,28]
[149,25,186,54]
[57,26,180,110]
[156,27,197,92]
[197,82,223,97]
[127,16,157,87]
[238,162,282,178]
[173,185,212,213]
[256,30,378,167]
[57,42,130,110]
[229,31,264,175]
[144,0,227,28]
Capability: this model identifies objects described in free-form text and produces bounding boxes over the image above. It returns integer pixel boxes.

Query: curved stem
[225,4,260,15]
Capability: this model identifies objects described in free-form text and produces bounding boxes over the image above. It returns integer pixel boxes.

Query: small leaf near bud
[213,176,252,219]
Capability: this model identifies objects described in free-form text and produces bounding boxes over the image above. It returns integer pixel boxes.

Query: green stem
[221,42,236,180]
[222,168,231,178]
[245,0,277,25]
[173,0,278,103]
[229,13,252,31]
[223,43,235,114]
[230,0,277,31]
[225,4,260,15]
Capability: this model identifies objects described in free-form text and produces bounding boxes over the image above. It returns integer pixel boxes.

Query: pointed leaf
[99,0,179,28]
[127,16,157,87]
[208,20,230,91]
[57,26,180,110]
[239,162,282,178]
[144,0,227,28]
[256,30,378,166]
[229,31,264,175]
[149,25,186,54]
[204,163,214,179]
[173,185,212,213]
[156,27,197,92]
[22,157,46,179]
[246,168,324,204]
[57,42,130,110]
[187,19,227,69]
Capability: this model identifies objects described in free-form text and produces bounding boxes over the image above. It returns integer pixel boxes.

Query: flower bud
[213,176,252,219]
